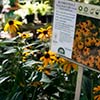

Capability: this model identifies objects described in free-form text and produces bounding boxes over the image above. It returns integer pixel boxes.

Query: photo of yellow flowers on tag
[72,14,100,70]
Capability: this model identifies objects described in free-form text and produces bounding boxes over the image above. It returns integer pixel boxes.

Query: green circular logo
[58,47,65,55]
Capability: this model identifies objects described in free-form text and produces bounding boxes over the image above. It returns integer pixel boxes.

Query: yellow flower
[93,86,100,93]
[22,51,33,62]
[63,62,78,74]
[57,57,78,74]
[95,39,100,47]
[4,20,22,33]
[22,56,27,62]
[83,47,90,56]
[23,51,31,57]
[77,41,84,49]
[37,26,52,40]
[85,37,92,47]
[40,50,57,67]
[84,60,94,68]
[93,85,100,100]
[57,57,67,64]
[82,27,91,37]
[94,95,100,100]
[37,66,51,75]
[17,32,31,39]
[85,20,92,27]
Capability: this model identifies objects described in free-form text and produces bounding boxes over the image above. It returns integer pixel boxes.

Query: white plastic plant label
[51,0,100,71]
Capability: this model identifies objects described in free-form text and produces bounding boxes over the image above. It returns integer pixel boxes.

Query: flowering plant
[0,19,79,100]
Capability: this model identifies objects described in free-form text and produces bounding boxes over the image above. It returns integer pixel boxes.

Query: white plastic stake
[74,66,83,100]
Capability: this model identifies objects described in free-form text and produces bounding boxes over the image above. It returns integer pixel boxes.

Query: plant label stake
[74,66,83,100]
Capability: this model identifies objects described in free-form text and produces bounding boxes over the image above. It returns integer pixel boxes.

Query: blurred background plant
[14,0,53,24]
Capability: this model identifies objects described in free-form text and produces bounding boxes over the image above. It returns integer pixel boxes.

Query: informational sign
[51,0,100,71]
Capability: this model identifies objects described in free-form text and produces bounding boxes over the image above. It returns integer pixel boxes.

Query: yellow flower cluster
[93,85,100,100]
[57,57,78,74]
[38,50,78,75]
[72,18,100,70]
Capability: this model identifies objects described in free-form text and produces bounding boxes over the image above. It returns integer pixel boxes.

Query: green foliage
[0,31,76,100]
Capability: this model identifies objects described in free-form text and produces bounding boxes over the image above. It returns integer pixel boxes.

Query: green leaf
[0,76,10,84]
[35,44,44,49]
[10,36,20,41]
[0,39,16,44]
[3,49,17,54]
[57,86,66,92]
[22,42,40,49]
[24,60,42,67]
[2,59,8,65]
[10,91,23,100]
[29,71,42,81]
[40,73,51,83]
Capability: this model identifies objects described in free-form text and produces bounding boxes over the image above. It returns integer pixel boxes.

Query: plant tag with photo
[51,0,100,71]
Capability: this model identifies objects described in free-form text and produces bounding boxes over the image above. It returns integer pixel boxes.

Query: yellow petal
[94,95,100,100]
[10,25,16,33]
[40,56,44,61]
[9,25,13,33]
[47,26,52,30]
[38,33,44,39]
[50,56,56,61]
[63,64,71,74]
[72,63,78,71]
[48,50,55,55]
[14,24,19,30]
[44,61,48,67]
[14,20,23,25]
[17,32,22,35]
[44,69,51,75]
[4,23,9,31]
